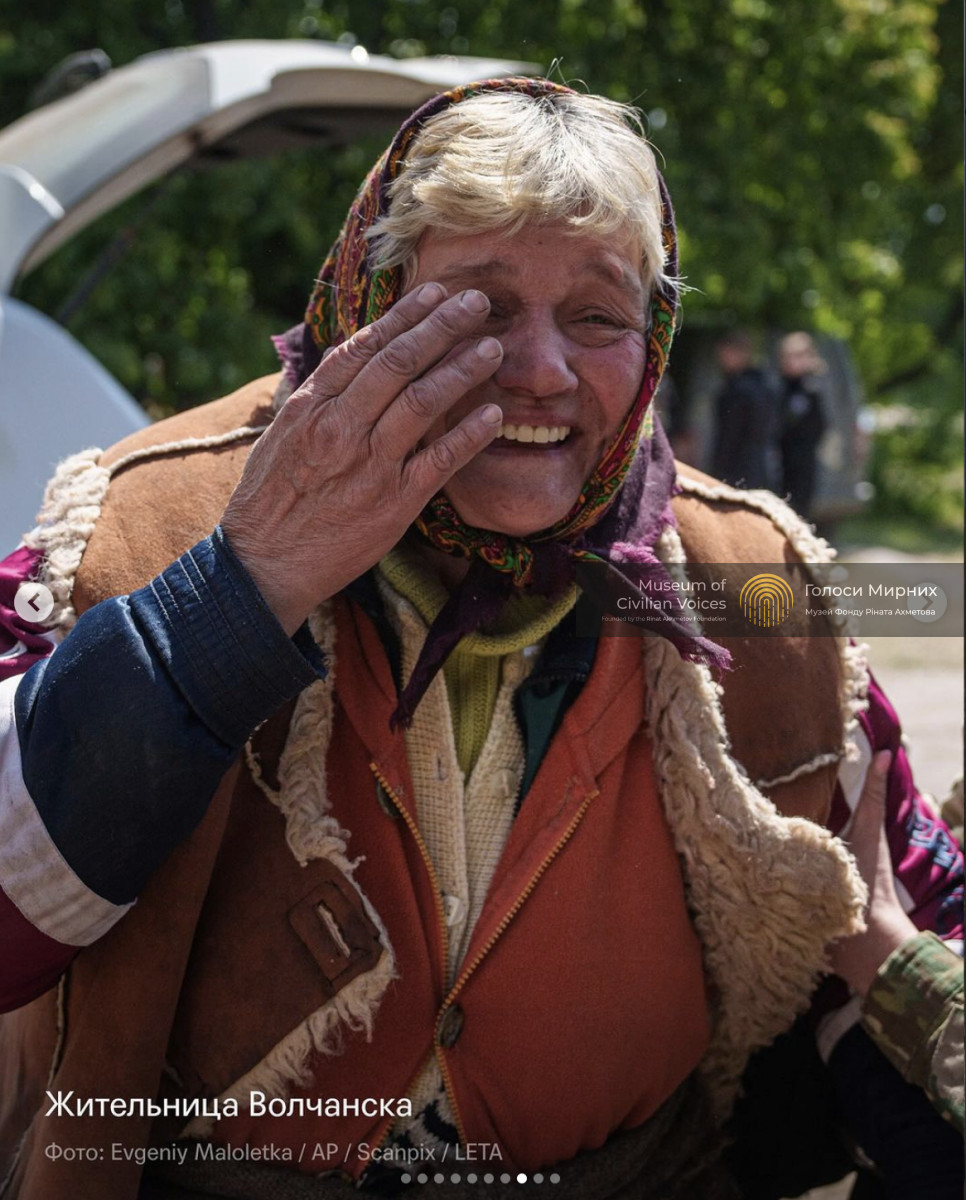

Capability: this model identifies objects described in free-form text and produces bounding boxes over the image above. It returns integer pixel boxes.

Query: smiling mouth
[496,423,572,445]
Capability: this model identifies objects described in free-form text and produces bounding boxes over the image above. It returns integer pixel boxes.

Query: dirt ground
[863,634,964,803]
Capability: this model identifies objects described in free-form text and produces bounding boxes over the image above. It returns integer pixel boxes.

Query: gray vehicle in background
[0,39,530,550]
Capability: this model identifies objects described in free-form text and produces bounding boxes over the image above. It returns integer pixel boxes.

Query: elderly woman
[0,80,961,1200]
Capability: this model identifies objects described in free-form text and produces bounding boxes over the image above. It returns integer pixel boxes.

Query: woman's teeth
[497,424,571,444]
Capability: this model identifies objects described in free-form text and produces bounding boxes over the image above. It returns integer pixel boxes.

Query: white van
[0,40,530,549]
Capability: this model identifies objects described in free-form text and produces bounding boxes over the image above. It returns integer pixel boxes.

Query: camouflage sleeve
[861,931,964,1132]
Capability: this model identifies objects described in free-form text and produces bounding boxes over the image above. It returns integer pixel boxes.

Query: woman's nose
[493,315,579,398]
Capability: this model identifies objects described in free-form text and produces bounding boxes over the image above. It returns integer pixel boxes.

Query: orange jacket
[176,593,711,1175]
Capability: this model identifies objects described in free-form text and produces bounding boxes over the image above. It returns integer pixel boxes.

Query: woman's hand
[829,749,919,995]
[222,284,503,634]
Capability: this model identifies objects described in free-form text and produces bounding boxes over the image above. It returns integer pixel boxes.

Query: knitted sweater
[375,547,574,1152]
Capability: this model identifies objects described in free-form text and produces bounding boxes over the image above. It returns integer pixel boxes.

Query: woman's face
[406,222,649,536]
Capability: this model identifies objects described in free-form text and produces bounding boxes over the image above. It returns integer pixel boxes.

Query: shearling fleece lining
[21,448,111,633]
[650,520,867,1118]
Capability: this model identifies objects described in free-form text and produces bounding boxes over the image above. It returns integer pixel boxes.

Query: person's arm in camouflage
[830,751,965,1132]
[861,931,964,1131]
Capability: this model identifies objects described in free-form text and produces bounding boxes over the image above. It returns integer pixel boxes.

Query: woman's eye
[575,312,625,332]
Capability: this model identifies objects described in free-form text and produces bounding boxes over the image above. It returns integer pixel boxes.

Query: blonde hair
[367,90,669,295]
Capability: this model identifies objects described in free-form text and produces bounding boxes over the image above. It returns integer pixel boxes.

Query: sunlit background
[1,0,961,552]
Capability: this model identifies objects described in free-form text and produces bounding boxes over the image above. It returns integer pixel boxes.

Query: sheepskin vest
[0,375,867,1199]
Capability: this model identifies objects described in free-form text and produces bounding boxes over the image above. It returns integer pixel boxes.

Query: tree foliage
[1,0,961,526]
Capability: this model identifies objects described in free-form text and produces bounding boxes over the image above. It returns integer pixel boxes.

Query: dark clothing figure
[779,376,827,518]
[655,372,699,466]
[710,366,774,489]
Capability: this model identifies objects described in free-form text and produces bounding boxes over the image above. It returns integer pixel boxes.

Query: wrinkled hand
[829,749,919,995]
[222,284,503,634]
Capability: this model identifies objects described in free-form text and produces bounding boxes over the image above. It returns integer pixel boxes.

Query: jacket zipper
[367,762,454,1149]
[442,789,597,1008]
[433,789,596,1146]
[369,761,449,973]
[369,761,597,1149]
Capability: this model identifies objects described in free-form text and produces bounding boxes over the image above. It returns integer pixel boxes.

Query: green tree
[2,0,960,528]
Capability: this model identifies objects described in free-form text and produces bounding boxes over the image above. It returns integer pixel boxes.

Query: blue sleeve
[13,527,325,907]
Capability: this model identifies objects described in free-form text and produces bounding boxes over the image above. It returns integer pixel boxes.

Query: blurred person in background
[778,331,828,520]
[654,371,700,466]
[709,329,775,490]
